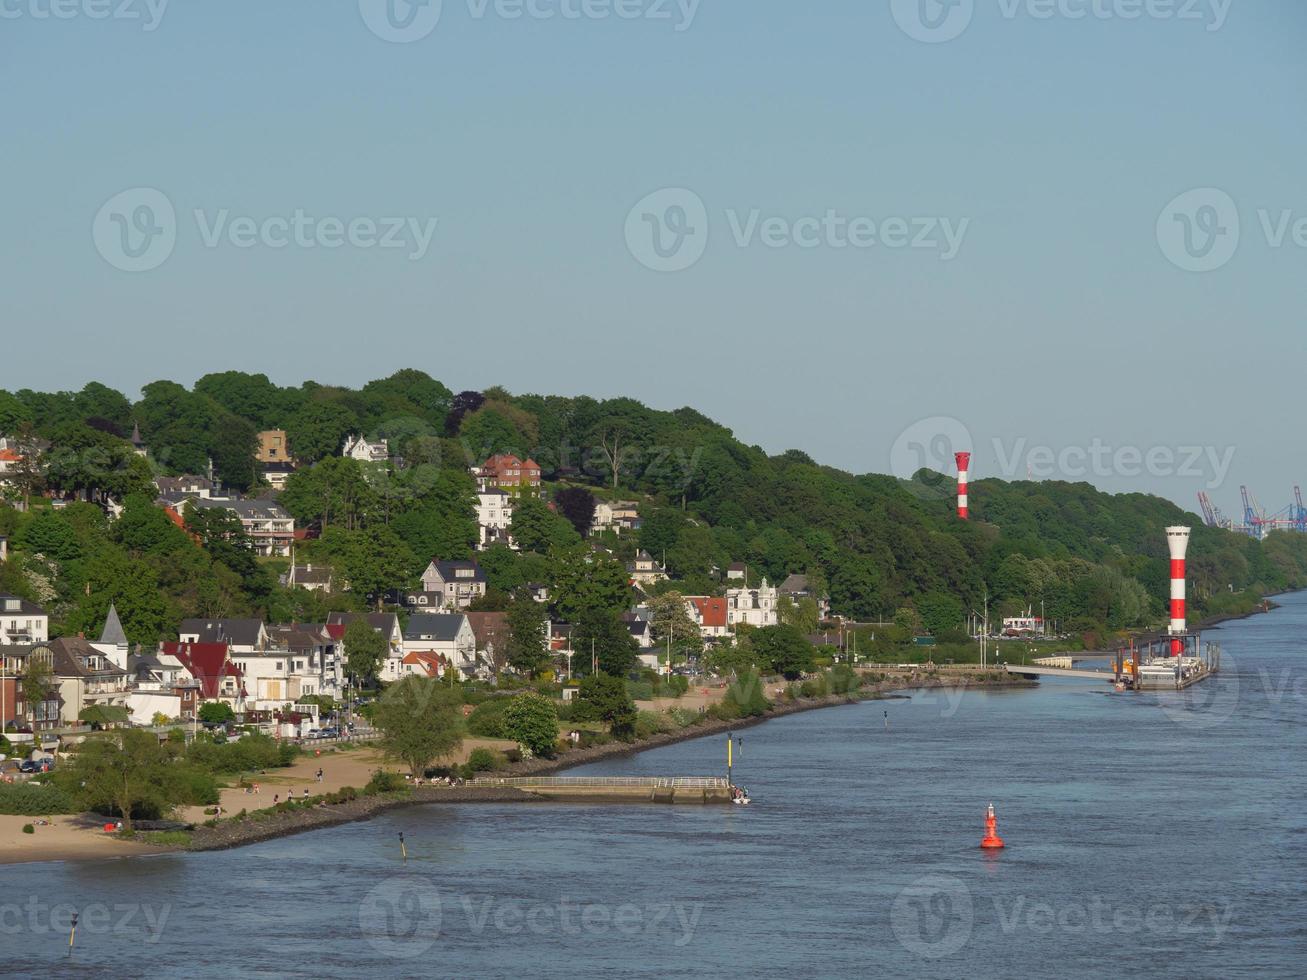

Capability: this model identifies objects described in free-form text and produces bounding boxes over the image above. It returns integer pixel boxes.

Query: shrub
[666,707,699,728]
[22,824,34,834]
[828,665,861,696]
[466,748,506,773]
[365,769,407,795]
[503,693,561,759]
[0,782,77,816]
[634,710,675,740]
[174,767,220,806]
[466,698,512,739]
[705,700,741,721]
[724,671,771,718]
[625,680,654,702]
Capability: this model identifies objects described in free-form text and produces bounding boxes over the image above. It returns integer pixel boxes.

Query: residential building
[726,562,747,582]
[178,618,269,655]
[625,614,654,648]
[778,574,831,621]
[592,500,641,535]
[475,454,541,491]
[419,559,488,610]
[326,612,404,679]
[255,430,291,465]
[262,462,295,491]
[159,641,245,708]
[726,579,779,629]
[402,590,448,611]
[90,602,130,671]
[400,613,478,680]
[343,434,389,463]
[130,423,148,457]
[48,636,131,724]
[3,645,63,731]
[155,475,214,498]
[231,647,331,712]
[126,651,199,724]
[627,550,668,587]
[0,595,48,645]
[465,611,510,673]
[476,488,515,550]
[285,563,334,593]
[400,651,451,680]
[185,498,294,557]
[686,596,730,639]
[0,535,7,562]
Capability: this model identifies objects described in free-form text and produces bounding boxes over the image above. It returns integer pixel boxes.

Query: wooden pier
[470,776,734,804]
[1005,633,1221,691]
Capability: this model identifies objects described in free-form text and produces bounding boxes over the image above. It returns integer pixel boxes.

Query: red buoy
[980,803,1005,849]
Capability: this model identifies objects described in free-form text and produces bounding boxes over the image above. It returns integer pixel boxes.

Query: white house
[419,560,488,610]
[627,551,667,587]
[343,435,389,463]
[230,648,333,713]
[183,498,295,558]
[476,489,515,550]
[726,579,778,628]
[401,613,478,680]
[0,595,48,645]
[178,619,268,656]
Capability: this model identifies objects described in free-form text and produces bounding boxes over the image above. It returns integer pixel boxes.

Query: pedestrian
[303,788,309,799]
[273,793,279,805]
[316,768,323,783]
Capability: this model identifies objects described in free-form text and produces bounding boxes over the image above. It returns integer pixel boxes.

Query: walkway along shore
[184,672,1033,855]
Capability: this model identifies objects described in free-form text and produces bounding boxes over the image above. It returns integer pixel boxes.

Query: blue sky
[3,0,1304,516]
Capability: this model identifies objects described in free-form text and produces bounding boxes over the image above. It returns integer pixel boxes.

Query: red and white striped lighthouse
[955,452,971,520]
[1166,526,1191,656]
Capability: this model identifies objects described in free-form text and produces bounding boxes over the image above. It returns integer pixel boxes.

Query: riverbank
[0,671,1032,865]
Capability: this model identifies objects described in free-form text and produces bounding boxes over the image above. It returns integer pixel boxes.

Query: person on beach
[273,794,279,805]
[316,768,323,783]
[303,789,310,799]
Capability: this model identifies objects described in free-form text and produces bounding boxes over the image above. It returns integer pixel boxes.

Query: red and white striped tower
[955,452,971,520]
[1166,526,1191,656]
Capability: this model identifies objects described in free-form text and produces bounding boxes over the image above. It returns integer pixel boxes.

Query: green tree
[198,702,235,725]
[343,618,388,683]
[572,608,638,677]
[510,496,579,554]
[550,545,631,623]
[750,624,815,680]
[505,594,550,676]
[645,590,704,661]
[503,692,560,757]
[576,672,637,741]
[70,730,179,832]
[373,676,464,778]
[286,398,357,464]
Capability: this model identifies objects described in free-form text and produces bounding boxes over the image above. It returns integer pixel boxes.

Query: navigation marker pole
[68,912,78,957]
[399,832,407,863]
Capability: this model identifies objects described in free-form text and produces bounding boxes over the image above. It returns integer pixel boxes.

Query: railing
[473,776,728,789]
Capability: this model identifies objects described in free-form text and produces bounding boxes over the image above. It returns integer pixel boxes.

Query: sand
[0,813,174,865]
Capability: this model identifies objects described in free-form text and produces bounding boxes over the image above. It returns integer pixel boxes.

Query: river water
[3,594,1306,978]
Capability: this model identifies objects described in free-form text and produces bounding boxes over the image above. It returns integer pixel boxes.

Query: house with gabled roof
[419,559,488,610]
[178,618,268,655]
[160,641,245,707]
[401,613,478,681]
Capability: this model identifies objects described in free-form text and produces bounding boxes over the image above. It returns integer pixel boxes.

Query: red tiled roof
[402,651,449,677]
[690,597,728,629]
[0,449,21,462]
[161,641,241,699]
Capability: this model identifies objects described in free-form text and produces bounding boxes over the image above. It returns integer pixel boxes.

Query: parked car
[318,727,339,739]
[19,759,53,774]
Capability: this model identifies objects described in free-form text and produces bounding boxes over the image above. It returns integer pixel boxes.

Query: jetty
[470,776,734,804]
[1005,632,1222,691]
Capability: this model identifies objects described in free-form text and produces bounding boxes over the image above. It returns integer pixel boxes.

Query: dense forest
[2,371,1304,649]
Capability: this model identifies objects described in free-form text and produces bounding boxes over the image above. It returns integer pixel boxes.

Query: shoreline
[1,673,1031,866]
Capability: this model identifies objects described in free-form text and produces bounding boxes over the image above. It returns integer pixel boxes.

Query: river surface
[3,595,1307,978]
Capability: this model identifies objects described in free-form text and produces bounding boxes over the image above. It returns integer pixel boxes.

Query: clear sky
[3,0,1304,517]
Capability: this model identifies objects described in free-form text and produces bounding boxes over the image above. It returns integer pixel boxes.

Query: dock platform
[470,776,734,804]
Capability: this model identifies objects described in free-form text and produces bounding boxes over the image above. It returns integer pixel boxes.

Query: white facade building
[726,579,779,629]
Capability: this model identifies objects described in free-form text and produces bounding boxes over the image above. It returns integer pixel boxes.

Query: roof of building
[0,595,46,617]
[424,559,487,583]
[402,614,468,643]
[178,618,265,648]
[188,497,291,521]
[779,574,825,596]
[98,603,129,646]
[48,637,129,679]
[689,596,729,629]
[326,612,399,637]
[401,651,450,676]
[160,641,242,698]
[464,612,509,651]
[289,564,333,586]
[155,475,213,493]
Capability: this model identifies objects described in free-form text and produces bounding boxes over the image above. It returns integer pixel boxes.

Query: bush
[724,671,771,718]
[365,769,407,795]
[0,782,77,816]
[705,700,741,721]
[187,733,297,775]
[466,748,506,773]
[634,710,675,740]
[625,680,654,702]
[174,767,220,806]
[466,698,512,739]
[828,665,861,696]
[666,707,699,728]
[22,824,34,834]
